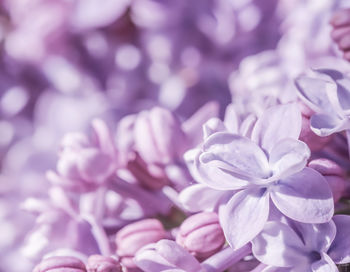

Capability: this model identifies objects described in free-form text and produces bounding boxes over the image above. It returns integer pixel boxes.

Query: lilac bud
[308,158,346,202]
[134,239,204,272]
[33,256,86,272]
[86,255,123,272]
[116,219,166,269]
[134,107,188,165]
[176,212,225,260]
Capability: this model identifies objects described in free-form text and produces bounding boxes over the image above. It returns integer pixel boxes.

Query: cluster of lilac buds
[3,1,350,272]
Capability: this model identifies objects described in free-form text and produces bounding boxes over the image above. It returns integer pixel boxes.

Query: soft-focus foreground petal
[252,222,308,268]
[251,103,301,153]
[293,221,336,253]
[179,184,232,212]
[135,240,204,272]
[328,215,350,264]
[311,253,338,272]
[268,138,310,179]
[220,188,269,249]
[270,168,334,224]
[196,132,269,190]
[33,256,86,272]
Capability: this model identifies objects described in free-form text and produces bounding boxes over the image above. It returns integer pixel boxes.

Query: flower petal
[220,188,269,249]
[328,215,350,264]
[135,243,179,272]
[269,139,310,179]
[310,113,348,136]
[196,132,269,190]
[156,240,203,272]
[295,74,337,115]
[316,68,350,114]
[292,221,336,253]
[311,253,338,272]
[203,118,227,139]
[251,103,301,153]
[179,184,232,212]
[270,168,334,224]
[252,221,308,268]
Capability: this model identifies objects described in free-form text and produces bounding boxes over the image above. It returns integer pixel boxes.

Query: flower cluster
[2,1,350,272]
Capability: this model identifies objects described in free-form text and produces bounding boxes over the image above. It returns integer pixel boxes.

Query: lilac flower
[296,68,350,138]
[47,119,117,192]
[192,103,334,249]
[252,215,350,271]
[21,187,103,260]
[116,102,219,190]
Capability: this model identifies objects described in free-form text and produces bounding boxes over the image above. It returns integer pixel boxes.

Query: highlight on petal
[268,138,310,179]
[196,132,270,190]
[220,188,270,249]
[252,221,308,268]
[251,103,302,153]
[179,184,232,212]
[270,168,334,224]
[328,215,350,264]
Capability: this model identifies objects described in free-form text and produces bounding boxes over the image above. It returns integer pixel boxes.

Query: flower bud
[86,255,123,272]
[116,219,166,269]
[33,256,86,272]
[308,158,346,202]
[134,107,188,165]
[176,212,225,260]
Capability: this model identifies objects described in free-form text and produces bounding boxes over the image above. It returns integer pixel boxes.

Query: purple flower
[192,103,334,249]
[296,68,350,138]
[116,102,219,190]
[47,119,117,192]
[176,212,225,260]
[252,215,350,271]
